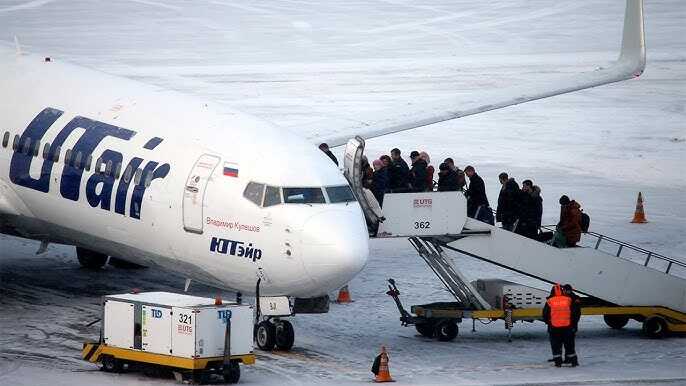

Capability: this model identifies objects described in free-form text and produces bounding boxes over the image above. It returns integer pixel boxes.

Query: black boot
[554,358,562,367]
[570,356,579,367]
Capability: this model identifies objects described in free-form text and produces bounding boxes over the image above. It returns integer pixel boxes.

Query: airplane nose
[300,210,369,293]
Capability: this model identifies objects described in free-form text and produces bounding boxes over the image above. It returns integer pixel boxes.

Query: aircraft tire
[76,247,108,269]
[255,321,276,351]
[275,320,295,351]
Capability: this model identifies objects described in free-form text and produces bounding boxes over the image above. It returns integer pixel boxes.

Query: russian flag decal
[223,162,239,177]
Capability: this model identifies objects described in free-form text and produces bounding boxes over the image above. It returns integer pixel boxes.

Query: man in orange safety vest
[542,283,581,367]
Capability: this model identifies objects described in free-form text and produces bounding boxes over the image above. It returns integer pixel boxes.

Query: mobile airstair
[343,137,686,340]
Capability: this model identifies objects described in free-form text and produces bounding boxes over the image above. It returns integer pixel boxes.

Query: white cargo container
[84,291,255,383]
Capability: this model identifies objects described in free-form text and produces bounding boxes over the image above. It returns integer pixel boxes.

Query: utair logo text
[9,108,171,220]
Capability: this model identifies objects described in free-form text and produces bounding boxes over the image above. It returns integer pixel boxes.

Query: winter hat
[372,159,383,169]
[559,195,570,205]
[410,151,420,159]
[419,151,430,163]
[439,162,449,171]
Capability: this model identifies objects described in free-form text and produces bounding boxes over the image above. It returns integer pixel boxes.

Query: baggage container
[83,291,254,383]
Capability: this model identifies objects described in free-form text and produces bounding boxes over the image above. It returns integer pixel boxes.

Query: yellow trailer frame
[82,341,256,369]
[409,304,686,339]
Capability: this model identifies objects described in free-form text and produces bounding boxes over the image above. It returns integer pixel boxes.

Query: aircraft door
[183,154,220,234]
[343,136,380,226]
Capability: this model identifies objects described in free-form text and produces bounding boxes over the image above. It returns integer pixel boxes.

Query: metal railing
[541,225,685,276]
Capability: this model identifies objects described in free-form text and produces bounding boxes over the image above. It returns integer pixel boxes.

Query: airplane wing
[293,0,645,148]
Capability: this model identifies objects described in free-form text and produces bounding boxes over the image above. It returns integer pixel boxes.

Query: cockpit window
[326,185,356,203]
[243,182,265,206]
[283,187,326,204]
[263,185,282,207]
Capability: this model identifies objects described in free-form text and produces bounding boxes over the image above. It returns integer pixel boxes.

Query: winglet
[618,0,646,78]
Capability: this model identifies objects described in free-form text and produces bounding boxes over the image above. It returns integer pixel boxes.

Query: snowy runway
[1,0,685,385]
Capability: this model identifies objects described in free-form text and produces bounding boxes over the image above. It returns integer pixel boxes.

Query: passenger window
[114,163,122,179]
[84,155,92,171]
[32,140,40,157]
[263,186,282,207]
[12,135,19,151]
[123,165,133,183]
[105,160,113,176]
[94,157,103,173]
[144,172,153,187]
[42,143,50,159]
[64,149,72,166]
[22,138,31,154]
[52,146,61,162]
[283,187,326,204]
[243,182,265,206]
[2,132,8,148]
[134,169,142,185]
[73,151,82,169]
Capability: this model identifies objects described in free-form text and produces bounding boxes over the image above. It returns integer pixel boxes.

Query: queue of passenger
[318,144,586,247]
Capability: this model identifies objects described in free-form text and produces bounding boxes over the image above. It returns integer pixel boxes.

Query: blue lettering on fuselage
[210,237,263,262]
[9,108,171,220]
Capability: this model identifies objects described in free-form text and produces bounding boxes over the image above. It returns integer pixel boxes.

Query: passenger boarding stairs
[449,218,686,313]
[342,136,686,314]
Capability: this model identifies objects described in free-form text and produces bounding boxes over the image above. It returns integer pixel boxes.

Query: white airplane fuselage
[0,48,369,298]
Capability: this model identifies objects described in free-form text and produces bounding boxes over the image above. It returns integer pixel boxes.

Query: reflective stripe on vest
[547,295,572,328]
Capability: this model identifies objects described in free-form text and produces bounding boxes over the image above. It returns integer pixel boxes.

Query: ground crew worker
[542,283,581,367]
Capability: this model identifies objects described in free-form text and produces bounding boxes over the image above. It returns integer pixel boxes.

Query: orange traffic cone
[336,285,352,303]
[631,192,648,223]
[374,346,394,383]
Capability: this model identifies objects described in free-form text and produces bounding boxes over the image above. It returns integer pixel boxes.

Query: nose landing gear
[255,319,295,351]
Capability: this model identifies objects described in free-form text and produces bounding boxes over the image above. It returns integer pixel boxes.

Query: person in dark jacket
[542,283,581,367]
[318,143,338,166]
[496,172,521,231]
[388,148,410,192]
[360,155,373,189]
[464,166,489,219]
[557,195,582,247]
[443,158,466,190]
[409,151,428,192]
[437,162,460,191]
[516,179,543,239]
[371,159,389,206]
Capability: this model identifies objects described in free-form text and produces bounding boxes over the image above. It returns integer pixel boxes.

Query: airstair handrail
[540,224,685,275]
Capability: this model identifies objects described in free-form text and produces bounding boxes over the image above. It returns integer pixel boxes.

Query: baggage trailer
[387,279,686,341]
[82,291,255,384]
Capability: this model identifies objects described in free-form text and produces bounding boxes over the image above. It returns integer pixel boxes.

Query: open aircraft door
[343,136,380,227]
[183,154,220,234]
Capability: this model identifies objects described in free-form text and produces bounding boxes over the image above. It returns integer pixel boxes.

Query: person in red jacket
[557,195,583,247]
[542,283,581,367]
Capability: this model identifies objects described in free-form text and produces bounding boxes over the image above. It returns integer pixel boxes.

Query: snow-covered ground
[1,1,685,385]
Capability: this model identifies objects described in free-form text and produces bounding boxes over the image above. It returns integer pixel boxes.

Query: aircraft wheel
[255,321,276,350]
[604,315,629,330]
[415,323,434,338]
[275,320,295,351]
[642,316,668,339]
[223,360,241,384]
[434,321,458,342]
[101,355,123,373]
[76,247,108,269]
[109,257,146,269]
